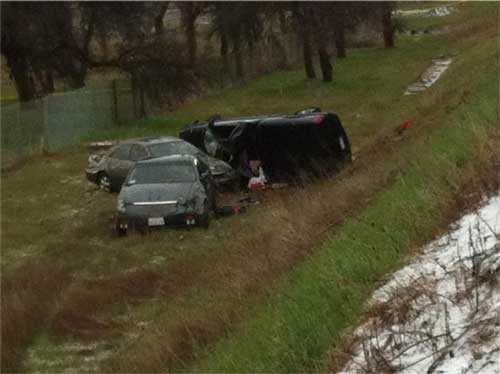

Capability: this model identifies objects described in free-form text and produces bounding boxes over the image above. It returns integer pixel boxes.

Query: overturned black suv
[179,108,351,183]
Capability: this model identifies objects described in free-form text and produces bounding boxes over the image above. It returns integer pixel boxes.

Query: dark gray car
[86,137,236,192]
[114,155,216,235]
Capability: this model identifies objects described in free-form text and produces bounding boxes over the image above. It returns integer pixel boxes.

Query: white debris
[405,57,452,95]
[340,195,500,374]
[88,140,116,147]
[427,6,453,18]
[87,140,118,151]
[394,6,454,18]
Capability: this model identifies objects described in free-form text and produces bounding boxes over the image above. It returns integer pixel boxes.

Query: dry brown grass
[29,132,408,373]
[1,259,70,372]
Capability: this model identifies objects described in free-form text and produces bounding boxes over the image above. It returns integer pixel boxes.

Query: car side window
[109,144,133,160]
[130,145,148,161]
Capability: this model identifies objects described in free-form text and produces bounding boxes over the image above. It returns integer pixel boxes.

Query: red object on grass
[398,120,412,132]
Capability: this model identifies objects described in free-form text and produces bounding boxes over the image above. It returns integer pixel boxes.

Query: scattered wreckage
[179,108,351,186]
[114,155,217,235]
[85,137,236,192]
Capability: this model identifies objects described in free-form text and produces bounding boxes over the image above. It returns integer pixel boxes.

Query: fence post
[41,96,49,153]
[16,102,22,158]
[112,79,118,124]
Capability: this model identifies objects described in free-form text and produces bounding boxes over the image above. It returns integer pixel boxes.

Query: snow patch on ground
[340,196,500,373]
[405,57,452,95]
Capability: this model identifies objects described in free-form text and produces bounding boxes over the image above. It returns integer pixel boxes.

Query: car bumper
[115,212,202,230]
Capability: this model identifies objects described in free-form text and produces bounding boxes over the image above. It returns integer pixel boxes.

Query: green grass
[191,44,499,373]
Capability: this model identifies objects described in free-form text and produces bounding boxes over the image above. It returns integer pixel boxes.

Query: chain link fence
[1,79,137,172]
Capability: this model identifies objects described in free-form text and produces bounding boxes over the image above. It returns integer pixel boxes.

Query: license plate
[148,217,165,226]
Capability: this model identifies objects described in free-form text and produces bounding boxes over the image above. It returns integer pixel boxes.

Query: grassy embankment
[1,2,498,373]
[190,5,500,373]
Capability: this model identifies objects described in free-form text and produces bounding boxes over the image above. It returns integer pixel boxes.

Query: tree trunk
[279,10,288,34]
[34,68,55,95]
[233,37,244,79]
[318,47,333,82]
[155,3,169,36]
[65,58,86,89]
[186,15,197,62]
[273,35,288,69]
[7,55,36,102]
[302,23,316,79]
[334,21,346,58]
[45,70,55,93]
[220,32,230,82]
[139,87,146,117]
[247,38,255,76]
[68,70,86,89]
[382,4,395,48]
[132,71,147,118]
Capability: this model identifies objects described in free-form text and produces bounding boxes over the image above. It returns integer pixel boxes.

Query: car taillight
[186,213,196,225]
[313,115,324,125]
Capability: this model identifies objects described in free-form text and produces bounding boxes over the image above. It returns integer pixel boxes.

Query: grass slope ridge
[193,11,499,374]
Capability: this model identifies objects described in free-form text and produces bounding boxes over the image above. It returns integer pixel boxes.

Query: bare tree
[1,2,76,100]
[178,2,205,62]
[207,2,263,80]
[380,1,396,48]
[291,4,316,79]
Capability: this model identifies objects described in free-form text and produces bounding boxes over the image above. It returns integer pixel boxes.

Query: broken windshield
[128,162,196,184]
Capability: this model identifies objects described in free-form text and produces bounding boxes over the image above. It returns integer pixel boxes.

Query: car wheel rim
[99,175,111,191]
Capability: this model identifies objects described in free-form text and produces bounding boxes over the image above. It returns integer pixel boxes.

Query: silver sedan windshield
[148,141,201,158]
[128,162,196,184]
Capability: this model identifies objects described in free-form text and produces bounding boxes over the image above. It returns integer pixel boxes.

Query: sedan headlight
[88,153,103,165]
[210,162,232,175]
[117,199,126,213]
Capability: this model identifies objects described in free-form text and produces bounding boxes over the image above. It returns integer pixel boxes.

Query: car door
[106,143,134,188]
